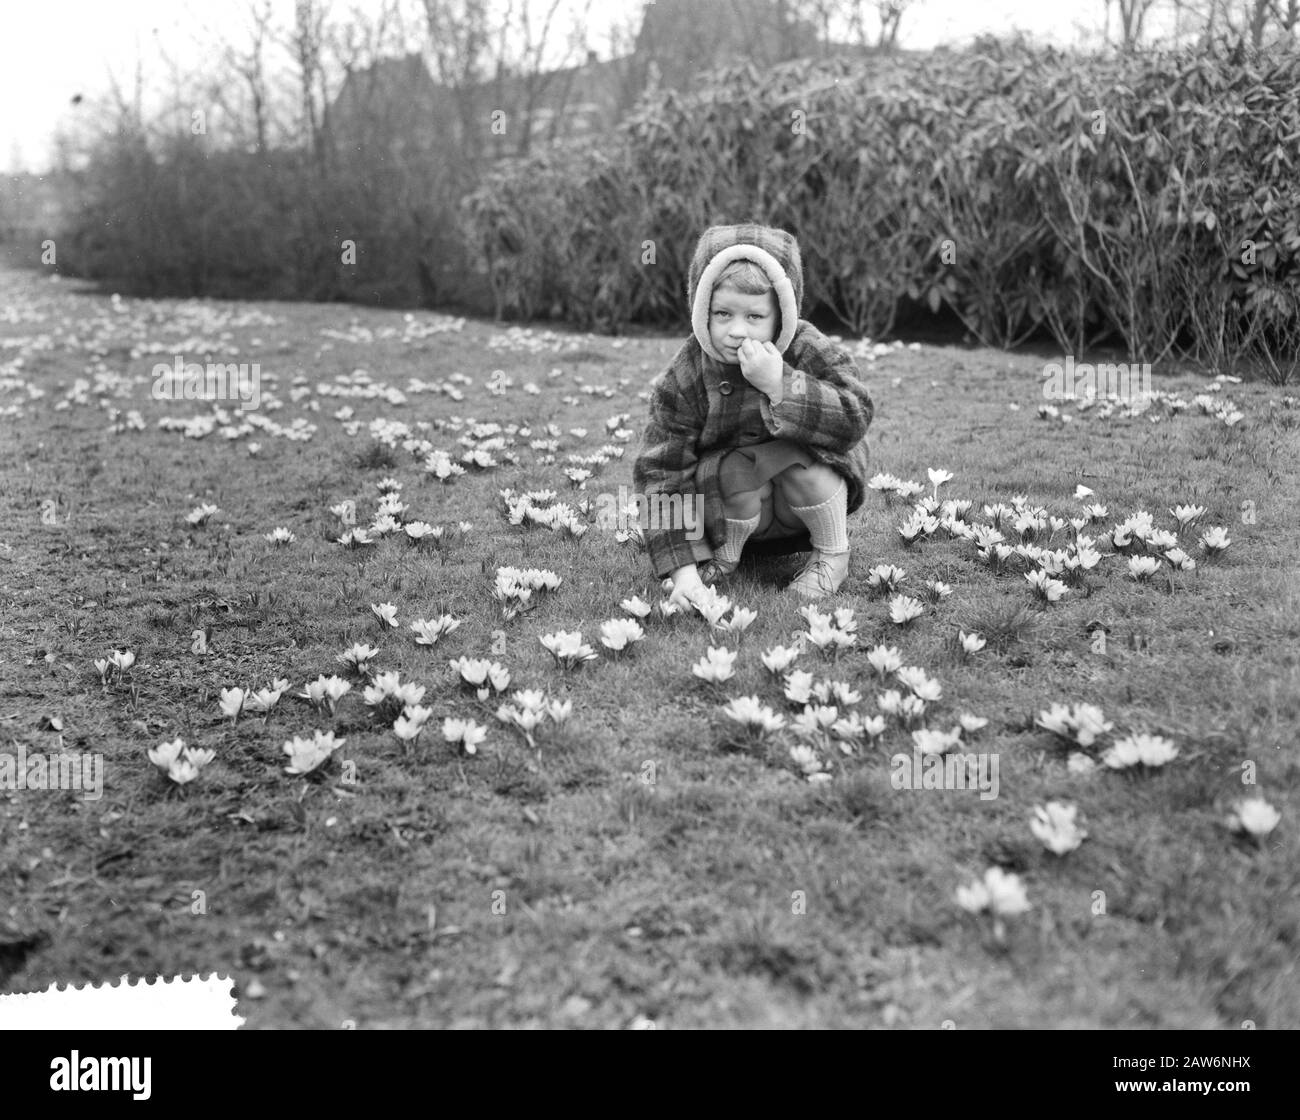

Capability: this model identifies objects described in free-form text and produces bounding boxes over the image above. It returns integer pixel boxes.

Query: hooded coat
[632,223,875,579]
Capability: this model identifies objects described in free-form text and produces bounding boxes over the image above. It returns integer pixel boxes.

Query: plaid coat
[633,224,875,579]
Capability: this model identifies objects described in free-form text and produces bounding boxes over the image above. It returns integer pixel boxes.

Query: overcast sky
[1,0,1170,173]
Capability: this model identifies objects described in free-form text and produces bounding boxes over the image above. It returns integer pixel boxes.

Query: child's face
[708,283,777,362]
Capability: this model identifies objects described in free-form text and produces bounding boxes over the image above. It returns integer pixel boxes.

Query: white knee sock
[715,513,761,568]
[790,480,849,554]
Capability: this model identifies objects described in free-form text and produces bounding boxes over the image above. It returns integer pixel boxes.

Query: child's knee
[774,463,844,505]
[723,480,772,519]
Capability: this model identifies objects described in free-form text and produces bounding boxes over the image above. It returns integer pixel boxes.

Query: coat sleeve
[758,326,874,454]
[632,365,716,578]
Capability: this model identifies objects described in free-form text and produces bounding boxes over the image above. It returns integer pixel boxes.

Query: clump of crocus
[955,866,1031,940]
[443,717,487,756]
[1101,732,1178,770]
[599,618,645,653]
[449,656,512,699]
[283,730,345,775]
[363,670,427,722]
[410,615,460,646]
[538,631,597,669]
[336,643,380,677]
[1035,702,1114,750]
[148,738,216,786]
[721,695,786,740]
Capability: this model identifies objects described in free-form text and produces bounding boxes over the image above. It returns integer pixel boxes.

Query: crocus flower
[829,681,862,706]
[959,630,986,654]
[955,867,1031,917]
[888,595,925,625]
[927,468,954,494]
[299,677,329,707]
[218,686,246,723]
[716,606,758,635]
[620,596,652,618]
[371,602,399,627]
[109,649,135,674]
[336,643,380,673]
[1030,802,1087,854]
[410,615,460,645]
[783,669,815,704]
[912,727,962,756]
[895,666,942,702]
[245,679,288,715]
[1025,569,1068,601]
[187,503,220,526]
[1127,556,1161,581]
[1170,504,1205,528]
[866,564,906,593]
[283,730,344,775]
[600,618,645,652]
[148,737,186,770]
[691,646,736,684]
[761,644,801,675]
[1199,527,1231,554]
[789,743,828,781]
[866,644,903,677]
[442,717,487,755]
[539,631,597,668]
[1102,732,1178,769]
[721,695,786,735]
[1225,797,1280,840]
[393,705,432,744]
[265,527,296,545]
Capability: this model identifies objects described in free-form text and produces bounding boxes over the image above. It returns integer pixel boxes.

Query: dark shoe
[697,559,736,587]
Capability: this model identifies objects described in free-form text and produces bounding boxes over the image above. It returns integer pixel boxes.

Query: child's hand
[668,565,708,610]
[736,340,784,401]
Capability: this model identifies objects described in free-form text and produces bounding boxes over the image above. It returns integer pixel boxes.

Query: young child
[632,223,875,603]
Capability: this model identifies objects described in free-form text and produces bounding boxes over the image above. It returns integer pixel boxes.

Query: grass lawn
[1,264,1298,1029]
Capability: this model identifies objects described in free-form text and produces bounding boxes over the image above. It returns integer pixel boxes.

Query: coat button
[719,381,733,395]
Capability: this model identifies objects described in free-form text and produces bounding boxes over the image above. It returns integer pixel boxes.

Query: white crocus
[888,595,925,625]
[1225,797,1280,840]
[1030,801,1087,854]
[691,646,737,684]
[721,696,786,736]
[600,618,645,652]
[1102,732,1178,769]
[620,596,652,619]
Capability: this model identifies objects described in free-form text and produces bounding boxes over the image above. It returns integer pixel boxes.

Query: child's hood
[687,223,804,363]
